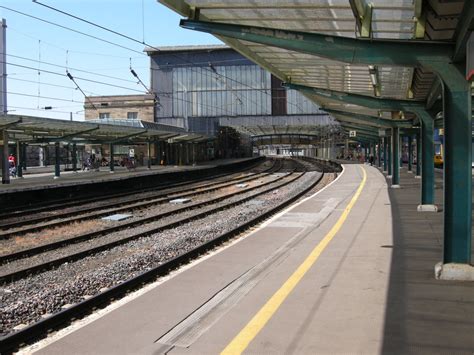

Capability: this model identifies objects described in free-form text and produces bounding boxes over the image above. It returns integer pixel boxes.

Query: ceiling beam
[452,0,474,62]
[109,130,148,144]
[324,108,413,128]
[284,82,425,112]
[1,119,22,130]
[48,126,100,142]
[180,19,454,68]
[413,0,425,39]
[426,77,442,110]
[349,0,373,38]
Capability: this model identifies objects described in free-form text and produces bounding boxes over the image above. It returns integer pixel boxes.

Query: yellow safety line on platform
[221,166,367,355]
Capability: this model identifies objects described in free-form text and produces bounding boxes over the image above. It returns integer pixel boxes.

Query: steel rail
[0,162,298,274]
[0,160,280,237]
[0,158,267,220]
[0,159,334,354]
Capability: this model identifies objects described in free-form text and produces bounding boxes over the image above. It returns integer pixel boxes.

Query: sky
[0,0,222,120]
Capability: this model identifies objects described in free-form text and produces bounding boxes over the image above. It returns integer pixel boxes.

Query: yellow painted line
[221,166,367,355]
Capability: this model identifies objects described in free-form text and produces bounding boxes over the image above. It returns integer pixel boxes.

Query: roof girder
[284,82,424,112]
[324,108,412,128]
[349,0,373,38]
[453,0,474,62]
[179,19,454,68]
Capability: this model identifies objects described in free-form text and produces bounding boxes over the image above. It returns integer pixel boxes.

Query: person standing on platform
[8,154,16,177]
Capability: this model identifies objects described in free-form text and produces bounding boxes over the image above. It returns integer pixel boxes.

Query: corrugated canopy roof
[0,115,210,144]
[159,0,468,136]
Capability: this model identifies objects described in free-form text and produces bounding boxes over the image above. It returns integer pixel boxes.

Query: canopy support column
[147,142,152,169]
[72,143,77,172]
[2,130,9,184]
[383,137,387,173]
[417,112,437,211]
[407,135,413,173]
[377,139,382,168]
[21,143,27,171]
[16,141,22,178]
[54,142,60,179]
[442,81,472,265]
[415,131,421,177]
[391,127,400,188]
[109,144,114,173]
[387,136,392,177]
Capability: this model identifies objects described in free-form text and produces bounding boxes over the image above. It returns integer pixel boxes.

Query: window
[99,112,110,119]
[127,112,138,119]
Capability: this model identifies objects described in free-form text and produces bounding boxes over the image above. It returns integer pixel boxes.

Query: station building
[145,45,339,157]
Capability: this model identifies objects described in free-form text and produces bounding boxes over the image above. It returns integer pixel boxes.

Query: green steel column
[378,139,382,168]
[147,142,152,169]
[419,115,435,206]
[21,143,27,171]
[2,130,9,184]
[72,143,77,172]
[54,142,60,179]
[16,141,22,178]
[109,144,114,173]
[443,84,472,264]
[400,136,404,168]
[383,137,388,172]
[387,135,392,176]
[407,135,413,172]
[391,127,400,187]
[415,131,421,177]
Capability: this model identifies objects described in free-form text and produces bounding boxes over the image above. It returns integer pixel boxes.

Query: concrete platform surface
[32,164,474,355]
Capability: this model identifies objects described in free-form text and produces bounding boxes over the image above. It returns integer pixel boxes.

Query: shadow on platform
[381,169,474,354]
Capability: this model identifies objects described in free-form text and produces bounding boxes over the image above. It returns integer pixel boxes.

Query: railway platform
[27,163,474,354]
[0,157,262,209]
[0,158,257,192]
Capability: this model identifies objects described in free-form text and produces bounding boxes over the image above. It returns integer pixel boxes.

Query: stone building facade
[84,94,155,122]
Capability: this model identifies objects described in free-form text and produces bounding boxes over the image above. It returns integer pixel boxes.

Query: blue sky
[1,0,222,120]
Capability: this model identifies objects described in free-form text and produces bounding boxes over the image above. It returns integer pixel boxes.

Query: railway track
[0,159,279,238]
[0,157,337,353]
[0,158,269,222]
[0,162,297,279]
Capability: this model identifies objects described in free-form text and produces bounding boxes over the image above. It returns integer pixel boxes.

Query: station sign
[349,130,356,137]
[378,129,386,137]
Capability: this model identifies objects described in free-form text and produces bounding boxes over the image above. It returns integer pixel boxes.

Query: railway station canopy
[160,0,474,270]
[159,0,470,136]
[0,114,210,145]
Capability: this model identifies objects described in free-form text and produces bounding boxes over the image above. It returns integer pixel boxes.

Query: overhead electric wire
[30,1,271,113]
[4,62,238,116]
[0,5,144,55]
[3,61,147,94]
[9,77,93,93]
[5,53,139,84]
[66,71,98,110]
[3,90,85,104]
[8,2,306,115]
[10,3,282,114]
[8,105,83,115]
